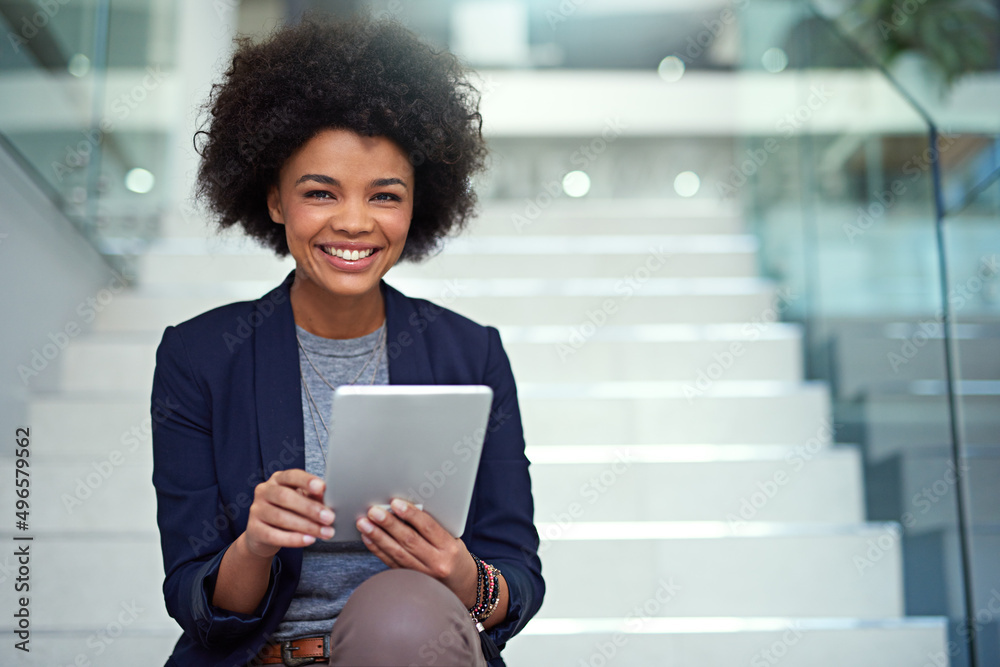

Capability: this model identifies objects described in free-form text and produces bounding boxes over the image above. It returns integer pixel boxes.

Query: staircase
[3,198,949,665]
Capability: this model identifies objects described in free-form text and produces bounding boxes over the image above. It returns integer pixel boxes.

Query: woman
[150,15,544,667]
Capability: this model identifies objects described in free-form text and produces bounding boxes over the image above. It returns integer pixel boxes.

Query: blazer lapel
[254,269,306,478]
[382,279,436,385]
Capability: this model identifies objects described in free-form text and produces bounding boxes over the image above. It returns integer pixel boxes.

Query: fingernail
[303,534,316,545]
[390,498,408,514]
[320,526,334,539]
[369,506,386,522]
[309,479,323,493]
[320,509,334,523]
[358,518,374,534]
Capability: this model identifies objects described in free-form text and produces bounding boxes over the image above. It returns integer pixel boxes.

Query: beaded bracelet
[467,553,503,660]
[469,554,489,619]
[481,562,501,620]
[469,553,502,622]
[470,554,486,617]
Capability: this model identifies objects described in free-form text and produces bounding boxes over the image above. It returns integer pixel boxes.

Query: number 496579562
[14,427,30,523]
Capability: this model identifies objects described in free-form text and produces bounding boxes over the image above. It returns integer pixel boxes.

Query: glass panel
[0,0,104,228]
[945,174,1000,667]
[0,0,177,270]
[742,3,980,666]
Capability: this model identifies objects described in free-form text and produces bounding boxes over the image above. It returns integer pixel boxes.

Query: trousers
[260,569,489,667]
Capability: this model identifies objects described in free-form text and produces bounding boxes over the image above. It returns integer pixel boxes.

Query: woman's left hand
[357,498,478,608]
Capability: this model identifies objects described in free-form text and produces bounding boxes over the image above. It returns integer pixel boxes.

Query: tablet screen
[322,385,494,541]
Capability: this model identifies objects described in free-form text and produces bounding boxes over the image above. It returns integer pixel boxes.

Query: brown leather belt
[256,635,330,665]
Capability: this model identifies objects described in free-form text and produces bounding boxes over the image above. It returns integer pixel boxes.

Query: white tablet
[322,385,494,542]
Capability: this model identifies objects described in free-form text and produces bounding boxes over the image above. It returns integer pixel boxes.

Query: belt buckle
[281,640,317,666]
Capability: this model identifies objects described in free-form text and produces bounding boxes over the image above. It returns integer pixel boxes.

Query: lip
[315,243,381,273]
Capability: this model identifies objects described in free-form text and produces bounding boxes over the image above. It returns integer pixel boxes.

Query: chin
[314,270,384,296]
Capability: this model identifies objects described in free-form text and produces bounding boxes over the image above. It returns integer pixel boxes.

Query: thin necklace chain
[297,323,387,465]
[298,323,387,388]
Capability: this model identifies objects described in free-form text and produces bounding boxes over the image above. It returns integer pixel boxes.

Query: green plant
[850,0,998,86]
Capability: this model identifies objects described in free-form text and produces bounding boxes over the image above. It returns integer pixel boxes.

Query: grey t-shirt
[270,322,391,641]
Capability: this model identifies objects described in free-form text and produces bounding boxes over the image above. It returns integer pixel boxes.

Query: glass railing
[942,159,1000,667]
[0,0,177,276]
[738,3,1000,666]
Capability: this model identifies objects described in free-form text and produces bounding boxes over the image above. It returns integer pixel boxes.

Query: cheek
[283,204,324,239]
[381,211,412,246]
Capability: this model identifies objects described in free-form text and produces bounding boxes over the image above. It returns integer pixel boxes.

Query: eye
[372,192,401,202]
[305,190,334,200]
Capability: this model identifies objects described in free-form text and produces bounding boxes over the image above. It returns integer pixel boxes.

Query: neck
[289,270,385,339]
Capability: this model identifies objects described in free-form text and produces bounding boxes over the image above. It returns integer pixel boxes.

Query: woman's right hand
[244,469,336,558]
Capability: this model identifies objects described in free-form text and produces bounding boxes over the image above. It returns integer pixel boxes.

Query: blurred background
[1,0,998,665]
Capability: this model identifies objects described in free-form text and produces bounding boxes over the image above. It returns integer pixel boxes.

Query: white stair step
[0,535,171,631]
[56,325,804,391]
[504,328,802,383]
[424,294,780,328]
[422,278,781,326]
[519,382,832,446]
[393,234,759,279]
[28,395,158,459]
[393,252,758,280]
[474,215,744,236]
[0,458,154,532]
[503,618,947,667]
[533,522,905,618]
[386,276,774,298]
[136,251,295,285]
[0,633,180,666]
[471,199,745,236]
[529,445,863,523]
[59,336,160,392]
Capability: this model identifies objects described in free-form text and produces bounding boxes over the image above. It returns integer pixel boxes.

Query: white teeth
[322,247,374,260]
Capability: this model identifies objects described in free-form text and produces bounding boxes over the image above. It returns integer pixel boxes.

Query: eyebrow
[294,174,408,189]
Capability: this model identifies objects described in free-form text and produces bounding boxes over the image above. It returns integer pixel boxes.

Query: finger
[250,522,320,550]
[254,503,335,541]
[357,514,433,574]
[387,498,454,548]
[360,531,402,569]
[367,505,434,557]
[271,468,326,499]
[262,483,335,528]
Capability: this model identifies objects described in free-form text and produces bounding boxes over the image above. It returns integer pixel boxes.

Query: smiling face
[267,128,414,333]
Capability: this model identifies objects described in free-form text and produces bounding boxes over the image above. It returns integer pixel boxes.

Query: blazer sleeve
[463,326,545,651]
[150,325,284,648]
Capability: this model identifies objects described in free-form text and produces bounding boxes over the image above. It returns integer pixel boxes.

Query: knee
[342,569,472,644]
[359,569,462,627]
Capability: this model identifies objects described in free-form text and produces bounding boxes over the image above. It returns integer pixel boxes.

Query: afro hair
[194,15,488,261]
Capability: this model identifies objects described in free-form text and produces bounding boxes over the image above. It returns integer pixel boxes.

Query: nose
[330,195,374,235]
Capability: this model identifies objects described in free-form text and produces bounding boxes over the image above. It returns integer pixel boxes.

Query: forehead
[283,128,413,179]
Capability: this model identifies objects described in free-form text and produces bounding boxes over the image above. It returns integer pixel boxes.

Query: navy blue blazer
[151,269,544,667]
